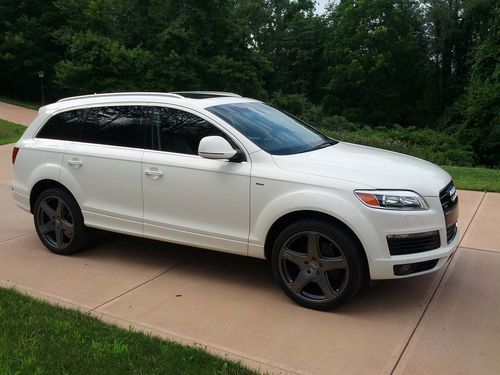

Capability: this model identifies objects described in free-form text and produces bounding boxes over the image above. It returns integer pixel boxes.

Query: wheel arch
[264,210,370,274]
[29,179,78,214]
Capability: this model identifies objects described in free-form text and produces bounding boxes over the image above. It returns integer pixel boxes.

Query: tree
[323,0,429,125]
[235,0,327,100]
[424,0,473,117]
[0,0,62,101]
[52,0,270,97]
[455,2,499,165]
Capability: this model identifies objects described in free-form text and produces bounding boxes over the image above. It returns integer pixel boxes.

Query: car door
[60,105,145,236]
[141,105,251,255]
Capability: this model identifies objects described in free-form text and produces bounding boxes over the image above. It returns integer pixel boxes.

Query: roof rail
[170,91,242,99]
[57,92,184,103]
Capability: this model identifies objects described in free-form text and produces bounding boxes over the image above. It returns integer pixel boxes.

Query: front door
[141,106,250,255]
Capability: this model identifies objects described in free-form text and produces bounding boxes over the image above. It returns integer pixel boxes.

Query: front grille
[440,181,459,244]
[387,230,441,256]
[447,224,457,243]
[439,181,458,214]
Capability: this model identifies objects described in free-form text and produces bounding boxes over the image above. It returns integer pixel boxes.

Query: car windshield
[206,102,336,155]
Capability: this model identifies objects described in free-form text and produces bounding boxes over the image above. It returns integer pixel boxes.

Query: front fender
[250,187,362,247]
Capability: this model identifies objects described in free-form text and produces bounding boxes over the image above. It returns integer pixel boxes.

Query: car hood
[272,142,451,197]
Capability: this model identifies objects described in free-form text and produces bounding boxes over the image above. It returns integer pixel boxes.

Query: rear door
[59,105,145,235]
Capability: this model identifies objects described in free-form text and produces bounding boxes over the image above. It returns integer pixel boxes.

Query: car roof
[40,91,260,115]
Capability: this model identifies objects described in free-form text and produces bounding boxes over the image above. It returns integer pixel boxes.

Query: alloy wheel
[278,231,349,303]
[36,196,75,249]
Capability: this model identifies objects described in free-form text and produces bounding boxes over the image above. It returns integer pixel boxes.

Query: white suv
[11,91,459,310]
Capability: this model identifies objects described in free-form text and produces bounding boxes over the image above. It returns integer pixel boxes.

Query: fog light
[394,264,412,275]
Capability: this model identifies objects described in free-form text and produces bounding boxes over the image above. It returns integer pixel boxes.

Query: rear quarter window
[36,109,83,141]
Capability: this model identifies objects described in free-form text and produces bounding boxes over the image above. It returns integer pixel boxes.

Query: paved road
[1,102,499,374]
[0,101,37,126]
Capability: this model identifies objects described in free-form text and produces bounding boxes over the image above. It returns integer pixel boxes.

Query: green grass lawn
[0,287,255,374]
[443,166,500,192]
[0,96,40,110]
[0,119,26,145]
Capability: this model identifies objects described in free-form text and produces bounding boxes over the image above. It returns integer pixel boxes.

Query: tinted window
[82,106,144,148]
[207,102,335,155]
[37,110,83,141]
[148,107,227,155]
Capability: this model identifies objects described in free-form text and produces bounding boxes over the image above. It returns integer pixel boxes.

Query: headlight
[354,190,428,210]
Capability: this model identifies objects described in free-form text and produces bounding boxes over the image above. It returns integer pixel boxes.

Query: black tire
[271,219,367,310]
[33,187,93,255]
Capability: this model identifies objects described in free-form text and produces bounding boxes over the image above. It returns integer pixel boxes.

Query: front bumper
[370,227,459,279]
[346,195,460,280]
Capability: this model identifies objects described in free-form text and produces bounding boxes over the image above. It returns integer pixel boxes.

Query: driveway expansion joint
[460,246,500,255]
[89,256,196,312]
[459,191,486,247]
[0,231,36,243]
[390,247,459,374]
[390,192,488,374]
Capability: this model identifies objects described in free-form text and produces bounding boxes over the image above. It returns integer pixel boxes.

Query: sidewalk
[1,101,499,374]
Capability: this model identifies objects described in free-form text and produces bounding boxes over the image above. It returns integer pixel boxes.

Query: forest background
[0,0,498,166]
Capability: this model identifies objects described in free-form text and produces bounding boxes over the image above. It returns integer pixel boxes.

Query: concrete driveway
[1,103,499,374]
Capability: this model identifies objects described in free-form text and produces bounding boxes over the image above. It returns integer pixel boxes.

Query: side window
[37,109,83,141]
[149,107,228,155]
[82,106,144,148]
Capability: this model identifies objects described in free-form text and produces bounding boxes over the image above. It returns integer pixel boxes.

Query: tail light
[12,147,19,164]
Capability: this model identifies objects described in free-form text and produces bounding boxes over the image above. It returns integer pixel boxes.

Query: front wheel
[33,188,93,255]
[271,219,367,310]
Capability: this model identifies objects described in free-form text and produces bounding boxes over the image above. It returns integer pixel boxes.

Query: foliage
[321,121,477,167]
[0,0,498,165]
[0,0,62,100]
[0,287,255,374]
[323,0,428,125]
[268,93,477,166]
[454,3,500,166]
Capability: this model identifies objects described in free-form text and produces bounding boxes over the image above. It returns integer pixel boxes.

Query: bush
[321,124,477,167]
[269,94,479,167]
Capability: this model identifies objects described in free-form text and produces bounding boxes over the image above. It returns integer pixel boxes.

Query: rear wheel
[34,188,93,255]
[271,219,367,310]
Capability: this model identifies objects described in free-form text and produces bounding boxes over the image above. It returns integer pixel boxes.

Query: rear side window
[82,106,144,148]
[148,107,227,155]
[37,110,83,141]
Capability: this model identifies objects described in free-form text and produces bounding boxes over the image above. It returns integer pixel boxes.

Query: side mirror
[198,136,237,160]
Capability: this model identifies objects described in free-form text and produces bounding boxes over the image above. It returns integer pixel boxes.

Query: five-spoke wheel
[279,231,349,302]
[34,188,92,255]
[272,219,367,310]
[36,196,75,249]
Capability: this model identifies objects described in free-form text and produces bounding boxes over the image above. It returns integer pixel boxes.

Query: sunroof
[174,93,225,99]
[171,91,241,99]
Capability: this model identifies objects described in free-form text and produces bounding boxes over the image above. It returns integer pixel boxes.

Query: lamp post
[38,71,45,105]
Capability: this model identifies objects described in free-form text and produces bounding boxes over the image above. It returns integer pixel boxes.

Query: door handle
[145,169,164,178]
[68,159,82,168]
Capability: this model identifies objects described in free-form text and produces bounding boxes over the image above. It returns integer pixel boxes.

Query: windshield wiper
[309,139,336,151]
